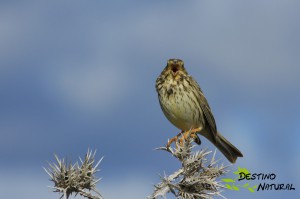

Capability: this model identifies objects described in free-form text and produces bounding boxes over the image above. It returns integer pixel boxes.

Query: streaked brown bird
[155,59,243,163]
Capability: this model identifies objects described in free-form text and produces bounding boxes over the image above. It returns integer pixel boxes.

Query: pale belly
[160,91,204,131]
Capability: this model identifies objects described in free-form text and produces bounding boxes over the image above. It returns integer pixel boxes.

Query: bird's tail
[201,130,243,163]
[214,132,243,163]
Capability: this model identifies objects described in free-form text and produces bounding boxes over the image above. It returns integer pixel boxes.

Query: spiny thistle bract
[149,134,229,199]
[44,149,103,199]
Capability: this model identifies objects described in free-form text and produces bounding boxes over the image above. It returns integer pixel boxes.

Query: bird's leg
[166,130,184,148]
[190,127,201,134]
[179,127,202,146]
[179,130,191,146]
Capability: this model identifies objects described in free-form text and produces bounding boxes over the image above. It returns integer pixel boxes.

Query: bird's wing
[189,76,218,140]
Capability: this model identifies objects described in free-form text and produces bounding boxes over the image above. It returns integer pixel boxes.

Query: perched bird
[155,59,243,163]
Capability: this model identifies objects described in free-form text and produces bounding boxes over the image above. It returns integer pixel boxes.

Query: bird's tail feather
[214,133,243,163]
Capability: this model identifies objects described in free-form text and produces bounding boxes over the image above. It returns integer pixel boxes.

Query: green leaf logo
[237,166,250,175]
[248,188,255,192]
[232,185,239,191]
[225,184,232,190]
[222,178,235,183]
[222,166,257,193]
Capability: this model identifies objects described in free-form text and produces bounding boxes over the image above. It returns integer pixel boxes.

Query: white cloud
[101,0,300,93]
[1,0,299,93]
[0,3,37,72]
[191,1,299,90]
[42,59,131,113]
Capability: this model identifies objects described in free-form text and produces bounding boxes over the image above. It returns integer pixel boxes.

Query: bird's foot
[179,128,202,146]
[166,131,184,148]
[166,128,202,148]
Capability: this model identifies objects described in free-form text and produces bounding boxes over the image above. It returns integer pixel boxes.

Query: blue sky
[0,0,299,198]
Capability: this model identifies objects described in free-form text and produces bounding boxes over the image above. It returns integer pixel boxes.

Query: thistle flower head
[44,149,103,199]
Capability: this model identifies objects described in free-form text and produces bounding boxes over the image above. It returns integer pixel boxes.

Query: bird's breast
[158,80,204,131]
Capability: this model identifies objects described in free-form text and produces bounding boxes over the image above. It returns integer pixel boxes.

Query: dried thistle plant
[44,149,103,199]
[149,135,229,199]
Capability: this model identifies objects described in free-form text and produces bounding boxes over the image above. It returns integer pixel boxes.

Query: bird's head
[165,59,187,77]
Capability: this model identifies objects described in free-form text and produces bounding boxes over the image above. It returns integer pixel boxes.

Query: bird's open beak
[171,64,179,76]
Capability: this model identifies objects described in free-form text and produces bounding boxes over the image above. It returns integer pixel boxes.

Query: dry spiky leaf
[149,136,229,199]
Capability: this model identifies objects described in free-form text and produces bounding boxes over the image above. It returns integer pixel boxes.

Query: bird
[155,59,243,163]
